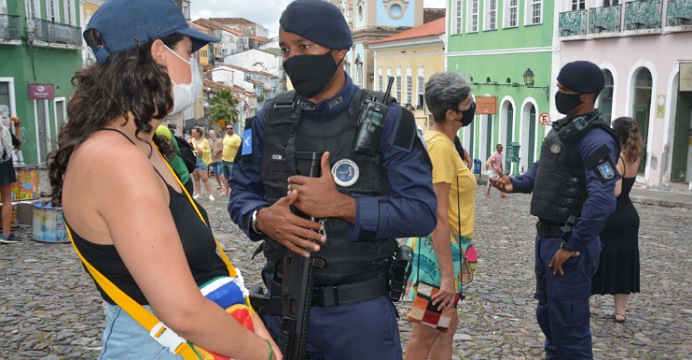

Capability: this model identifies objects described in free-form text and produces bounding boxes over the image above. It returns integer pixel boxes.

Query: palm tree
[207,89,239,129]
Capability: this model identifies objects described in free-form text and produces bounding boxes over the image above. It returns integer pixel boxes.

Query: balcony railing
[29,18,81,46]
[558,9,587,36]
[667,0,692,26]
[0,14,21,41]
[624,0,662,30]
[589,5,622,34]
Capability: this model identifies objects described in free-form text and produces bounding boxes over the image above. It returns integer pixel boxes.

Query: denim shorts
[222,160,234,179]
[209,162,223,176]
[99,303,182,359]
[194,157,208,171]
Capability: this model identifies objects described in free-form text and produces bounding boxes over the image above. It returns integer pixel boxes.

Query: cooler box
[32,202,69,243]
[12,165,40,201]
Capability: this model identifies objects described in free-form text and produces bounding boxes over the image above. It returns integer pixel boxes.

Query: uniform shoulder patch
[597,162,615,180]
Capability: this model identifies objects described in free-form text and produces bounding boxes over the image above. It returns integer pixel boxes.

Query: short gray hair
[424,71,472,122]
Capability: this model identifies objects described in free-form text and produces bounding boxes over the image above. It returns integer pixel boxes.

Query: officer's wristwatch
[560,241,576,252]
[251,209,263,234]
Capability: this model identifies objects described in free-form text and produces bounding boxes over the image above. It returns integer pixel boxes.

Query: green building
[0,0,82,164]
[446,0,554,174]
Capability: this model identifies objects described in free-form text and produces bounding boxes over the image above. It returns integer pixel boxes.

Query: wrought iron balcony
[624,0,662,30]
[28,18,81,46]
[0,14,21,41]
[589,5,622,34]
[559,9,588,36]
[667,0,692,26]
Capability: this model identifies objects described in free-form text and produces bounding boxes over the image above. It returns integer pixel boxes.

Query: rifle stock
[279,152,322,359]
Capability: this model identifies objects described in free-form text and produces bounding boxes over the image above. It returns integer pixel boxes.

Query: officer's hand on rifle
[288,152,357,223]
[489,165,513,193]
[256,191,325,258]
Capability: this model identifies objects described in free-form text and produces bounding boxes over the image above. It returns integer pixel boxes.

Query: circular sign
[331,159,359,187]
[539,112,551,125]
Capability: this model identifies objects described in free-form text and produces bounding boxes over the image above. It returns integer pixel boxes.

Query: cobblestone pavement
[1,171,690,359]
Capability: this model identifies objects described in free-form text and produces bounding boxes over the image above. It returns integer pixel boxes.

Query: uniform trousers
[534,234,601,359]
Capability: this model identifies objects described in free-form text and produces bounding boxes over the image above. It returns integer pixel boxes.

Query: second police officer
[228,0,437,359]
[491,61,620,359]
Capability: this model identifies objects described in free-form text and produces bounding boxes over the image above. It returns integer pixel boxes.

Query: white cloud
[191,0,447,38]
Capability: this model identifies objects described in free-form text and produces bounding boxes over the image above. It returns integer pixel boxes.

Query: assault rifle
[278,152,323,359]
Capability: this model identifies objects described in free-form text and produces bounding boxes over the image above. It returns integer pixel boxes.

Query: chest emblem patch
[331,159,359,187]
[550,144,561,154]
[597,162,615,180]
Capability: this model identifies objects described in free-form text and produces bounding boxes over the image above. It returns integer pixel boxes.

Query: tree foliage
[208,89,239,125]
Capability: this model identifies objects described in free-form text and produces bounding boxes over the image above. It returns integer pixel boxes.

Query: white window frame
[26,0,41,20]
[54,97,67,128]
[0,78,17,122]
[386,67,392,92]
[452,0,463,35]
[63,0,75,26]
[572,0,586,10]
[467,0,479,33]
[395,67,402,103]
[417,66,425,109]
[504,0,519,28]
[405,66,413,105]
[48,0,60,22]
[525,0,543,25]
[378,67,383,92]
[485,0,498,31]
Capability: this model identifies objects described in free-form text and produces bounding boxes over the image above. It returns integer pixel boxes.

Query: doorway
[633,68,652,174]
[34,100,51,163]
[671,91,691,183]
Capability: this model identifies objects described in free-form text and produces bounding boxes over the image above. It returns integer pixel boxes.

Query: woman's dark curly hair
[611,116,643,163]
[46,29,183,206]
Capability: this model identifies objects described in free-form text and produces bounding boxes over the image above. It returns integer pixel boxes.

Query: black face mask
[283,51,338,99]
[460,101,476,127]
[555,91,583,115]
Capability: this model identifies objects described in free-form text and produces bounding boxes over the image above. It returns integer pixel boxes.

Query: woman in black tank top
[45,1,278,359]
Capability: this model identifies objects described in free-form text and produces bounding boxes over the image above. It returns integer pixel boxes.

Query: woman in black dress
[0,114,21,243]
[591,116,643,322]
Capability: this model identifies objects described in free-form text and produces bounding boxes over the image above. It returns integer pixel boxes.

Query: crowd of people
[35,0,645,359]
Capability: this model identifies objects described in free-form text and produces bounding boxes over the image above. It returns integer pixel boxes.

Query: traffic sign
[539,112,551,125]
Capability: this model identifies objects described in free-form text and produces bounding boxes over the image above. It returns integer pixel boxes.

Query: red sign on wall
[28,84,54,100]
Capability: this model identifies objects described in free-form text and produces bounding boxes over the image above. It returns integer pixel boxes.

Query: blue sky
[191,0,446,38]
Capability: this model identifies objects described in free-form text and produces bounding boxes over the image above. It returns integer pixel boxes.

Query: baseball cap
[85,0,219,64]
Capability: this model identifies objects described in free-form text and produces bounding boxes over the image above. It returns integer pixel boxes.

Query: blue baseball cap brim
[178,27,220,53]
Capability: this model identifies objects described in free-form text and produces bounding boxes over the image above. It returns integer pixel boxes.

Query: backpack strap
[66,142,248,359]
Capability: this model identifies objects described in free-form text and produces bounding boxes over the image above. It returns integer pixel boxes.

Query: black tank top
[69,129,228,305]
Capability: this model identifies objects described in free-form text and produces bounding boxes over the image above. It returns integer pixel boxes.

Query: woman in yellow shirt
[189,126,215,201]
[406,71,476,359]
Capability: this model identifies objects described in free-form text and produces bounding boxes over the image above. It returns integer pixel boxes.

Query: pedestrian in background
[490,61,620,359]
[405,71,476,360]
[228,0,436,358]
[0,112,21,243]
[189,126,215,201]
[222,124,241,197]
[486,143,506,199]
[45,0,279,358]
[155,124,194,194]
[591,116,643,323]
[208,129,225,191]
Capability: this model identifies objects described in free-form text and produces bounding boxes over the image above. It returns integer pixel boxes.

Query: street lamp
[522,68,549,100]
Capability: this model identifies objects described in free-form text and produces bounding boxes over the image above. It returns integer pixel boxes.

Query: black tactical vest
[260,90,397,286]
[530,112,618,225]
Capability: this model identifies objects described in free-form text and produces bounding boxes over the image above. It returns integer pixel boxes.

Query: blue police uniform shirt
[228,74,437,242]
[511,123,620,248]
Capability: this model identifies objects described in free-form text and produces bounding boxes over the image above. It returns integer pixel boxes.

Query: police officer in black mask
[491,61,620,359]
[228,1,436,359]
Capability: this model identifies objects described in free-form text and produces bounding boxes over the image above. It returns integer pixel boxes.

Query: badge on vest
[597,162,615,180]
[331,159,359,187]
[550,144,561,154]
[242,129,252,156]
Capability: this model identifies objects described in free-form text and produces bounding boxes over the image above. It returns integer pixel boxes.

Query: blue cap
[557,61,605,94]
[85,0,219,64]
[280,0,353,50]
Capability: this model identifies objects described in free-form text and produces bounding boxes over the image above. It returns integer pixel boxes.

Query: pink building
[555,0,692,190]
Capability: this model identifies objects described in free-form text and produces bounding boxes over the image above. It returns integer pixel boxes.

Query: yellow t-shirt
[191,138,212,165]
[222,133,242,162]
[424,131,476,238]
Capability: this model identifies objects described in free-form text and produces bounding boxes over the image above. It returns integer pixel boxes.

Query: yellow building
[367,17,445,132]
[189,22,211,66]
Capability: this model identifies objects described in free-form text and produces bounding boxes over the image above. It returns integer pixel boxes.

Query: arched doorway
[500,100,515,174]
[633,68,652,174]
[520,101,537,172]
[671,71,692,184]
[599,69,614,124]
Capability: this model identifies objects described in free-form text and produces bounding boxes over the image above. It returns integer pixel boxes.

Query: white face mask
[165,45,201,115]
